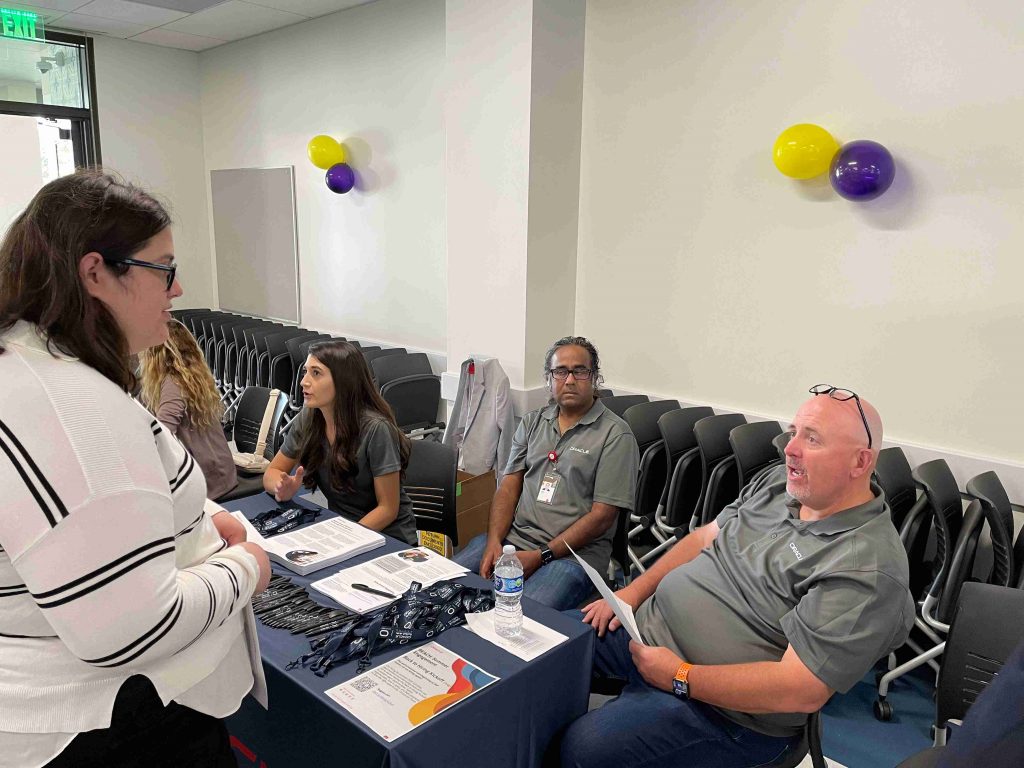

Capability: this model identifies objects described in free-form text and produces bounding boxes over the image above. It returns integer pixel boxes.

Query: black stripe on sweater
[150,419,163,437]
[176,511,204,537]
[170,455,196,493]
[169,452,190,486]
[80,595,182,665]
[91,596,185,668]
[0,419,68,527]
[34,545,175,608]
[32,538,173,600]
[176,573,216,655]
[210,561,239,608]
[0,584,28,598]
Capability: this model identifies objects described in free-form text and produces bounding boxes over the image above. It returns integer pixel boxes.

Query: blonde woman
[139,320,239,500]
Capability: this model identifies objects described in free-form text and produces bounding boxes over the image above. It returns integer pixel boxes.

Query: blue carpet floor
[821,662,935,767]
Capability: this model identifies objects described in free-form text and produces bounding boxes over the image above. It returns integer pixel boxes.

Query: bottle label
[493,574,523,595]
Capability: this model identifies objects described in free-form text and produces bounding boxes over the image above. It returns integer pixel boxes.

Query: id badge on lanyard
[538,449,560,504]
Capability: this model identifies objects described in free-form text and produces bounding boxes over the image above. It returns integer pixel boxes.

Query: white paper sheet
[325,642,498,742]
[311,547,468,613]
[565,543,645,644]
[463,610,568,661]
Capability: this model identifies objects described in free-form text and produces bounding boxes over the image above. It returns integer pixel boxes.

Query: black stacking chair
[404,439,459,546]
[729,420,784,488]
[219,386,289,502]
[262,329,317,393]
[620,400,681,575]
[874,447,933,599]
[693,413,747,527]
[966,471,1021,589]
[362,347,406,366]
[600,394,649,419]
[875,459,985,721]
[382,373,444,438]
[372,353,433,388]
[895,583,1024,766]
[641,407,715,561]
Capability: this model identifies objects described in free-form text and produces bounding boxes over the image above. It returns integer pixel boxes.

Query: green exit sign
[0,8,43,40]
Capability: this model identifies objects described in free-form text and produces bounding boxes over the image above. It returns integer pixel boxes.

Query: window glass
[0,36,86,108]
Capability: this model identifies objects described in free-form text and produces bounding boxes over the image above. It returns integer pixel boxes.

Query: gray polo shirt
[281,408,418,545]
[637,465,914,737]
[503,399,639,573]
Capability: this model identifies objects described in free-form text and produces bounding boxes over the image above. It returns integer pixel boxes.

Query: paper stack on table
[311,546,468,613]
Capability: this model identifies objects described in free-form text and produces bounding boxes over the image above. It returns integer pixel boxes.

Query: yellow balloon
[772,124,839,179]
[307,135,346,170]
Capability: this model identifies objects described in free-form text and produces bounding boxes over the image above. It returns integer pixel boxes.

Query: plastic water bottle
[493,545,524,638]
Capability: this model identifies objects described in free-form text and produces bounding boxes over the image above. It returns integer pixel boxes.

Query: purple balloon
[829,140,895,201]
[325,163,355,194]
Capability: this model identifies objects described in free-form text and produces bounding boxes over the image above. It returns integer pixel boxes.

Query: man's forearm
[688,658,829,714]
[547,504,617,558]
[486,484,519,542]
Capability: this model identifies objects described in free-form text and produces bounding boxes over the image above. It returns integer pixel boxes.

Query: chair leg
[875,641,945,721]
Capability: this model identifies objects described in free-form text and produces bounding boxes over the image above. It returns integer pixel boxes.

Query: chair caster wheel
[874,699,894,721]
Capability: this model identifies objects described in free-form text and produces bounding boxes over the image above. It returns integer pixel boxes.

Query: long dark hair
[297,340,410,493]
[0,170,172,391]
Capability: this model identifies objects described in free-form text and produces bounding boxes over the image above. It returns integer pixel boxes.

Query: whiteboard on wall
[210,167,299,323]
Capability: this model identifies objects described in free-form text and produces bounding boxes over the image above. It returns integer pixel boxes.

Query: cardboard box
[454,469,496,552]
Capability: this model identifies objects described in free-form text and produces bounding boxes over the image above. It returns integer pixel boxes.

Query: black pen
[352,583,397,599]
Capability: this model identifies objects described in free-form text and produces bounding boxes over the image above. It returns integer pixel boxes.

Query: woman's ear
[79,252,107,299]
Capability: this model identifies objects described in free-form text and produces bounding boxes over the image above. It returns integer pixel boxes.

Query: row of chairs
[170,308,444,439]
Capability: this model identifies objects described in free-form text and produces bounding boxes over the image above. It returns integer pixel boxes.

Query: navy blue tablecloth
[224,493,594,768]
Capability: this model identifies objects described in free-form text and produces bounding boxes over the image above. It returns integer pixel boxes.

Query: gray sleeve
[715,464,787,529]
[280,408,311,459]
[780,570,914,693]
[364,419,403,476]
[592,432,639,510]
[502,414,533,476]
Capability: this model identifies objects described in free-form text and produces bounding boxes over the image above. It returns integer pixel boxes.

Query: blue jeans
[560,611,799,768]
[454,533,595,611]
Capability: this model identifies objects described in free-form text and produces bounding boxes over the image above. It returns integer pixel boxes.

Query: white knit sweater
[0,321,263,767]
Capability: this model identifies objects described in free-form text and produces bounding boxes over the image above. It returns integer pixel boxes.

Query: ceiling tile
[243,0,374,19]
[8,0,92,12]
[53,11,152,36]
[130,0,224,12]
[0,3,73,22]
[161,0,306,41]
[74,0,187,25]
[129,26,223,50]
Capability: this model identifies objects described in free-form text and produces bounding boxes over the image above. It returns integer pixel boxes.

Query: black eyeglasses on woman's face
[103,256,177,291]
[808,384,872,449]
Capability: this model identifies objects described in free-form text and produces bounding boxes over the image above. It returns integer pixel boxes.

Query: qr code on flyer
[351,677,377,693]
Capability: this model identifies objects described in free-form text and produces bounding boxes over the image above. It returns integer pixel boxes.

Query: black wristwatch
[540,547,555,565]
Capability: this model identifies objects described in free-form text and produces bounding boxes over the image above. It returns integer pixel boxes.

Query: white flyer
[565,543,645,644]
[311,547,468,613]
[463,610,568,661]
[326,642,498,742]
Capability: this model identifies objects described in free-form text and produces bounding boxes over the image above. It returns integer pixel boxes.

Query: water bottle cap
[502,545,515,555]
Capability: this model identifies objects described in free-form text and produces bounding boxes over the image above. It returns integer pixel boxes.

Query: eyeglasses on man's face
[550,366,594,381]
[808,384,872,449]
[103,256,177,291]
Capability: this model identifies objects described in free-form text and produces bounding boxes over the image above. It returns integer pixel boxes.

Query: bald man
[561,387,914,768]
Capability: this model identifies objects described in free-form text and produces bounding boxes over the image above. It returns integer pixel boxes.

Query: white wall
[92,36,213,309]
[199,0,446,354]
[0,115,43,233]
[577,0,1024,467]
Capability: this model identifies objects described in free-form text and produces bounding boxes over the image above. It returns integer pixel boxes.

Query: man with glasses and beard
[560,387,914,768]
[454,336,639,610]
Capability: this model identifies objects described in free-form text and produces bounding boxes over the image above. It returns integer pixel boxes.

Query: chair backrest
[935,582,1024,732]
[694,413,746,526]
[729,420,784,488]
[875,446,933,599]
[404,439,459,545]
[381,375,442,432]
[913,459,968,624]
[372,352,433,388]
[966,471,1018,589]
[600,394,649,418]
[658,407,715,530]
[232,386,289,458]
[363,347,406,365]
[623,401,681,520]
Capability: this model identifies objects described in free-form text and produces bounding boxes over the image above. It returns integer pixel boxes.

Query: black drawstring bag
[288,579,494,677]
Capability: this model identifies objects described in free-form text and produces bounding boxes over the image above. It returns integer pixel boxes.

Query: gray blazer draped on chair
[443,357,516,485]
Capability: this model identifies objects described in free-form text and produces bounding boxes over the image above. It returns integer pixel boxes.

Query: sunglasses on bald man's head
[808,384,872,449]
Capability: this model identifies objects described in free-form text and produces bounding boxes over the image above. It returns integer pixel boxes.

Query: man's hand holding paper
[566,544,645,644]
